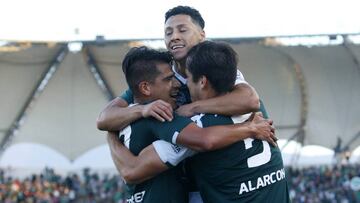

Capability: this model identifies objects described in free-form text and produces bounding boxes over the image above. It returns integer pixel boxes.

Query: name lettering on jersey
[239,168,286,195]
[127,191,145,203]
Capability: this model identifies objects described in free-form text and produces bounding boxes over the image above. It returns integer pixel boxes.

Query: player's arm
[96,97,174,131]
[175,113,276,151]
[176,83,260,117]
[107,132,168,184]
[107,113,276,184]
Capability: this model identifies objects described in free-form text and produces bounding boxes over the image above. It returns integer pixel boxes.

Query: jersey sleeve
[148,114,192,144]
[235,69,248,85]
[119,88,134,104]
[153,140,197,167]
[259,99,269,119]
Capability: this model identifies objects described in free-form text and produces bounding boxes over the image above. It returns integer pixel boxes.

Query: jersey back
[189,114,290,203]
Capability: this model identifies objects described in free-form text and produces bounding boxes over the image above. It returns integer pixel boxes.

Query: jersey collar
[172,63,187,85]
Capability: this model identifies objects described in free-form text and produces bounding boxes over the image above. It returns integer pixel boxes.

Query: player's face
[164,14,205,62]
[185,69,202,102]
[150,63,180,108]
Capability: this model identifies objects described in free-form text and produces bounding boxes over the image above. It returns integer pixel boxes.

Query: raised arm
[97,97,174,131]
[107,132,168,184]
[176,83,260,117]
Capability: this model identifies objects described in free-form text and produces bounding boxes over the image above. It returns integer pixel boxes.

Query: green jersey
[187,114,290,203]
[119,113,192,203]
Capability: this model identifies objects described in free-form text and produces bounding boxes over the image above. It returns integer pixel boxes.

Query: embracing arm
[97,98,173,131]
[107,114,275,184]
[176,113,276,151]
[177,83,260,117]
[107,132,168,184]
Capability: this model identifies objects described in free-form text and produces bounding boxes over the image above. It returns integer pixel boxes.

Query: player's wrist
[135,104,147,118]
[245,121,258,139]
[190,101,201,114]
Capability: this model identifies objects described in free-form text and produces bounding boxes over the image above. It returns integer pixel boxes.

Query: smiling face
[164,14,205,62]
[148,62,180,109]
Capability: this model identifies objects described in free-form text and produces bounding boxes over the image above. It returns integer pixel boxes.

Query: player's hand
[248,112,277,147]
[176,103,195,117]
[141,100,173,122]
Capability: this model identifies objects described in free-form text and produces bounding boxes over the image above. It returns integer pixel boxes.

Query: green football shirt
[119,114,192,203]
[188,114,290,203]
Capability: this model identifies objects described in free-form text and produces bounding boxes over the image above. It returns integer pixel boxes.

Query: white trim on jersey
[120,125,132,149]
[152,114,206,167]
[172,131,180,144]
[230,113,251,124]
[172,64,187,85]
[153,140,196,166]
[119,104,138,149]
[235,69,248,85]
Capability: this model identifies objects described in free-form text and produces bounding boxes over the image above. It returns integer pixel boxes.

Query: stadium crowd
[0,168,127,203]
[1,165,360,203]
[287,164,360,203]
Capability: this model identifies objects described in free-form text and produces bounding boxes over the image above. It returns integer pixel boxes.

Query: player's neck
[199,89,219,101]
[133,96,152,105]
[174,60,187,78]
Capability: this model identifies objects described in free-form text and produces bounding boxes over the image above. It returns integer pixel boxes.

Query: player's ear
[139,81,151,96]
[199,75,208,89]
[200,30,206,41]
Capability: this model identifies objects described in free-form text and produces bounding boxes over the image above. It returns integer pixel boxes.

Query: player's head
[185,41,237,101]
[122,46,180,107]
[164,6,206,62]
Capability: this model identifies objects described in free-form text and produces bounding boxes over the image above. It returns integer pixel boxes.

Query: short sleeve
[120,89,134,104]
[259,99,269,119]
[153,140,197,167]
[235,69,248,85]
[148,114,192,144]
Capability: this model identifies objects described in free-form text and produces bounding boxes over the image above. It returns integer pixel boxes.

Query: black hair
[186,41,237,94]
[122,46,172,97]
[165,6,205,29]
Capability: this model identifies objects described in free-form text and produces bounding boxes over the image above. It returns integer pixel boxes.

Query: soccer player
[112,45,276,203]
[96,5,266,132]
[108,41,289,202]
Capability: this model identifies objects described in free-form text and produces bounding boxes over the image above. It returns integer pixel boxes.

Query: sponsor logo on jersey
[127,191,145,203]
[239,168,286,195]
[171,144,182,153]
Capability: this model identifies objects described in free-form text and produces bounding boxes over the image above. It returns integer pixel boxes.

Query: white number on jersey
[244,138,271,168]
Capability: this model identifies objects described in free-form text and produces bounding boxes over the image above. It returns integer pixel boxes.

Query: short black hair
[186,41,237,94]
[165,6,205,29]
[122,46,172,97]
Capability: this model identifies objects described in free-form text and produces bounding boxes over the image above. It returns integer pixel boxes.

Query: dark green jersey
[189,114,290,203]
[119,114,192,203]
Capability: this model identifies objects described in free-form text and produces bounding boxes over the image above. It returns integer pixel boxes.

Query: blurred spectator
[287,164,360,203]
[0,167,127,203]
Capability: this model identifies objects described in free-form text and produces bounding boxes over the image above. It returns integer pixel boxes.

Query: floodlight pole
[338,38,360,152]
[266,46,308,149]
[342,35,360,76]
[83,46,115,101]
